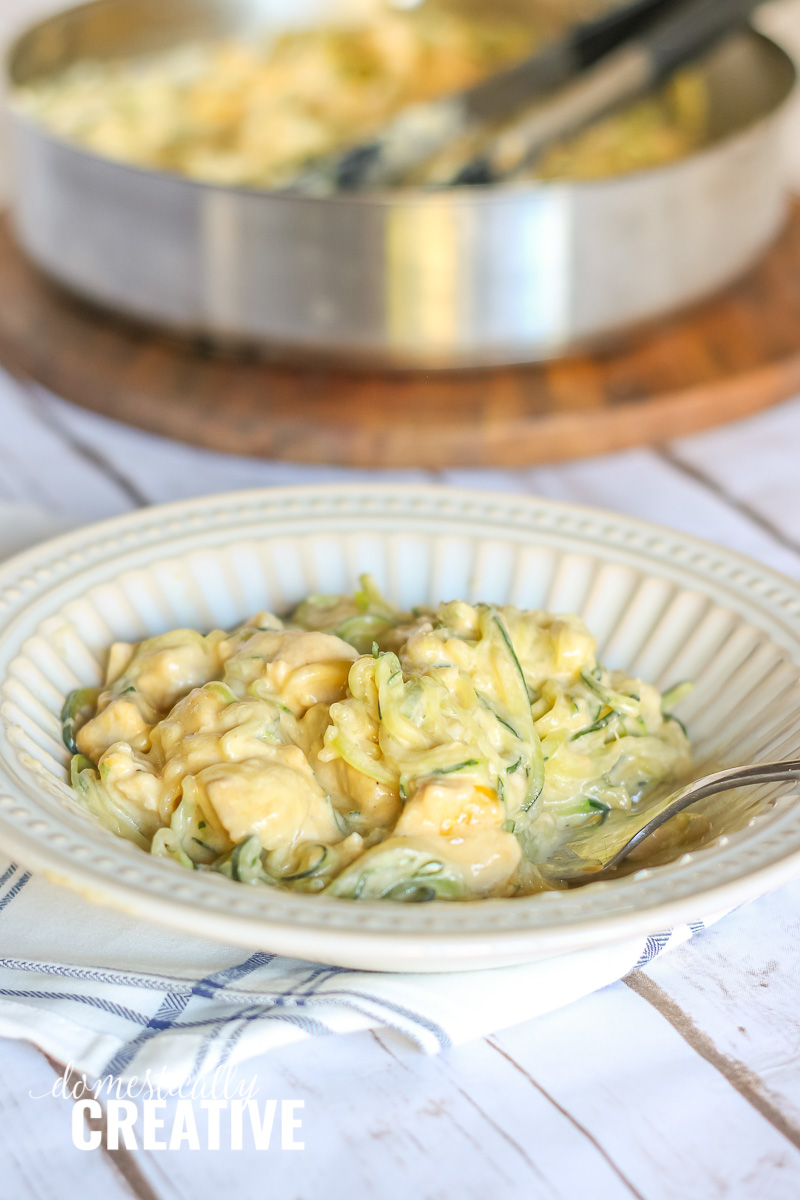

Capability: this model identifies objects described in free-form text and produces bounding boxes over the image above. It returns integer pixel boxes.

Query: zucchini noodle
[63,576,691,901]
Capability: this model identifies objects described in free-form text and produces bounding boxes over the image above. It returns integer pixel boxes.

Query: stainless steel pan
[4,0,797,367]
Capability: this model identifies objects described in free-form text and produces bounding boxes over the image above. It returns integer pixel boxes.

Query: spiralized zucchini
[63,577,690,901]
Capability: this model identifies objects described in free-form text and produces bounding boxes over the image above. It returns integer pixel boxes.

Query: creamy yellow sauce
[64,578,691,901]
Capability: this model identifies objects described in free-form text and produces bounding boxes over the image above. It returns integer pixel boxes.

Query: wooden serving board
[2,206,800,468]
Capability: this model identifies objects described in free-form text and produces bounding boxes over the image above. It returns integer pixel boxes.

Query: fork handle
[607,760,800,869]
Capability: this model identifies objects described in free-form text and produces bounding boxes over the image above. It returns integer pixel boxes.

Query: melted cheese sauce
[67,582,691,901]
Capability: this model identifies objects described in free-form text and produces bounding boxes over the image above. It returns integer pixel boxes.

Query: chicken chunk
[194,752,342,863]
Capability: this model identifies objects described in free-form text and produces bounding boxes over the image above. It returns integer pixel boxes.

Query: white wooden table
[3,357,800,1200]
[3,3,800,1196]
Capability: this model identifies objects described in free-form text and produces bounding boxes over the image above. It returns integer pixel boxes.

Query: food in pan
[15,4,709,189]
[15,8,531,188]
[533,68,708,182]
[63,577,692,901]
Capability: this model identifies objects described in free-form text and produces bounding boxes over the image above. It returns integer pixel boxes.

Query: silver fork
[545,760,800,883]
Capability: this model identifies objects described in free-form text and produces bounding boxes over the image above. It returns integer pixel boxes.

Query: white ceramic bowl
[1,485,799,973]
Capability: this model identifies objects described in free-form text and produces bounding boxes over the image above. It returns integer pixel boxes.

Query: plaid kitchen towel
[0,857,718,1085]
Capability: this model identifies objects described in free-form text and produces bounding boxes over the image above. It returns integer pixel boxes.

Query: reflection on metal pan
[4,0,797,367]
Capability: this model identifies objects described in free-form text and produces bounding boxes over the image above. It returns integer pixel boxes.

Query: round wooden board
[2,206,800,468]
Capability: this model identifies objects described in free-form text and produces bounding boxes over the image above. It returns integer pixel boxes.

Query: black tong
[293,0,760,194]
[454,0,763,185]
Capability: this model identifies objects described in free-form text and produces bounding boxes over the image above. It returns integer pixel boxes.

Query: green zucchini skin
[60,688,99,754]
[282,845,329,882]
[482,606,545,816]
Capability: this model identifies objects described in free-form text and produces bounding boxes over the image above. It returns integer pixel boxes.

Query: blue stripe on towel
[0,863,19,893]
[309,995,444,1051]
[0,987,149,1025]
[294,965,350,995]
[184,955,315,1078]
[102,951,277,1078]
[191,952,275,999]
[181,1004,322,1084]
[0,873,30,913]
[103,991,194,1077]
[215,1004,332,1069]
[633,931,674,970]
[0,959,196,992]
[316,988,451,1050]
[187,959,341,1072]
